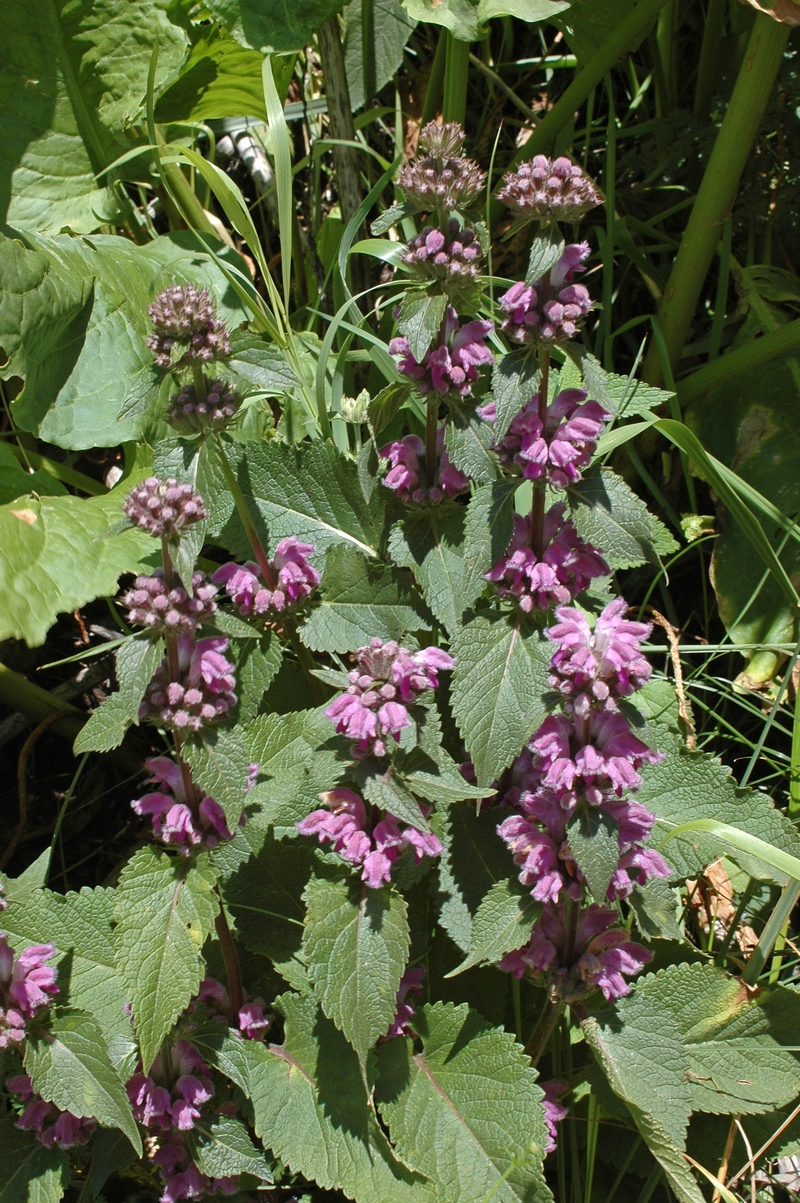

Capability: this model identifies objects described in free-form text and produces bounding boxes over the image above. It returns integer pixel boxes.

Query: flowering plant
[3,113,800,1203]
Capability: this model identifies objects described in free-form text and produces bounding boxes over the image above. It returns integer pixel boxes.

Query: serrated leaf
[388,507,473,636]
[236,632,283,722]
[401,748,491,805]
[436,806,518,953]
[247,992,432,1200]
[191,1024,253,1094]
[451,617,550,787]
[0,886,129,1045]
[525,229,565,285]
[444,409,497,484]
[0,1117,69,1203]
[649,962,800,1116]
[580,353,676,418]
[376,1001,551,1203]
[300,544,430,652]
[115,847,218,1070]
[25,1009,141,1153]
[639,729,800,884]
[0,474,158,647]
[225,329,300,395]
[242,708,334,834]
[491,351,539,440]
[369,380,413,439]
[628,877,683,942]
[362,766,432,831]
[568,806,620,901]
[213,440,383,562]
[74,636,163,754]
[397,292,448,362]
[194,1114,273,1182]
[569,466,678,570]
[371,200,417,235]
[463,479,518,587]
[447,879,540,975]
[344,0,417,109]
[85,1129,136,1197]
[304,877,410,1064]
[182,728,253,829]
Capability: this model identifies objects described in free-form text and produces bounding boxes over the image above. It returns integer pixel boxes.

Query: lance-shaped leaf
[491,350,540,440]
[300,544,430,652]
[436,806,520,953]
[115,847,218,1071]
[74,636,163,754]
[579,353,676,419]
[193,1115,273,1182]
[376,1001,551,1203]
[462,478,518,587]
[388,507,474,636]
[25,1010,141,1154]
[0,1116,69,1203]
[397,291,448,361]
[444,407,497,484]
[303,876,410,1064]
[639,728,800,884]
[568,806,620,902]
[182,727,253,829]
[235,631,283,722]
[447,879,540,976]
[246,992,432,1201]
[451,616,550,786]
[569,466,678,570]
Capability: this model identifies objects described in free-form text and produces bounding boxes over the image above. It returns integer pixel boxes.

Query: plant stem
[676,316,800,408]
[443,33,470,127]
[215,895,243,1015]
[529,347,550,555]
[642,13,790,386]
[425,393,439,481]
[213,435,276,588]
[192,365,208,405]
[526,991,565,1066]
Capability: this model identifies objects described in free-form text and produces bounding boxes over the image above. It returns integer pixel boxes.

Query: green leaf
[638,729,800,885]
[401,0,481,38]
[451,617,551,787]
[204,0,346,52]
[239,709,320,831]
[401,749,491,806]
[0,444,66,505]
[525,229,565,285]
[579,353,676,418]
[85,1130,136,1197]
[155,29,285,124]
[368,380,413,439]
[628,877,683,942]
[362,766,433,831]
[2,231,248,448]
[300,544,430,652]
[388,507,474,636]
[462,479,518,588]
[235,632,283,723]
[447,879,540,976]
[569,466,678,570]
[115,847,218,1070]
[371,200,417,236]
[582,990,702,1203]
[247,992,432,1200]
[376,1001,551,1203]
[74,636,163,754]
[343,0,417,110]
[436,806,518,953]
[304,876,410,1064]
[0,0,186,234]
[397,291,448,362]
[0,474,158,647]
[0,886,130,1046]
[478,0,570,18]
[213,440,384,562]
[568,806,620,902]
[182,728,254,829]
[491,351,539,440]
[444,409,497,484]
[0,1117,69,1203]
[194,1114,274,1182]
[25,1009,141,1153]
[225,329,300,395]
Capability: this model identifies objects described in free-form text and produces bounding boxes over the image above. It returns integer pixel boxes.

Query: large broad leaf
[0,444,66,505]
[639,963,800,1116]
[447,878,540,975]
[401,0,568,39]
[388,507,477,637]
[155,29,283,124]
[182,727,254,830]
[343,0,417,111]
[0,474,157,647]
[462,479,518,590]
[2,230,248,449]
[582,989,702,1203]
[0,886,130,1046]
[436,806,520,953]
[25,1009,141,1154]
[212,440,384,563]
[115,847,218,1071]
[303,876,410,1065]
[376,1001,551,1203]
[0,0,186,234]
[568,466,678,571]
[246,992,433,1201]
[0,1117,69,1203]
[300,544,430,652]
[193,1115,274,1182]
[204,0,346,53]
[451,616,551,786]
[638,729,800,885]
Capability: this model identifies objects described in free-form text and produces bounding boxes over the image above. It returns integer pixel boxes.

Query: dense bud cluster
[124,477,206,541]
[0,935,58,1048]
[122,570,217,636]
[146,285,231,370]
[390,307,493,399]
[482,388,609,488]
[496,156,602,224]
[400,220,483,306]
[486,506,609,612]
[325,638,455,758]
[213,538,319,618]
[397,122,486,213]
[297,789,442,888]
[500,244,593,345]
[380,425,469,505]
[139,636,237,732]
[166,378,242,434]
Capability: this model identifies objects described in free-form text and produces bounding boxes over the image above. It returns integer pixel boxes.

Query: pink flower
[380,425,470,505]
[496,156,602,223]
[499,245,593,346]
[139,636,237,732]
[547,598,652,714]
[122,570,217,636]
[132,757,242,855]
[488,388,608,488]
[541,1080,569,1154]
[213,538,319,617]
[486,507,609,612]
[0,936,58,1046]
[8,1075,94,1150]
[385,967,426,1038]
[123,477,206,541]
[390,307,493,399]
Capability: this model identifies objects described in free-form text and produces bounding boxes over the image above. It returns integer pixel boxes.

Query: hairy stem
[526,991,566,1066]
[215,896,243,1016]
[213,435,276,588]
[425,392,439,482]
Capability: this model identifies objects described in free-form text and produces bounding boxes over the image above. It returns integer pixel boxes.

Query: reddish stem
[215,898,243,1016]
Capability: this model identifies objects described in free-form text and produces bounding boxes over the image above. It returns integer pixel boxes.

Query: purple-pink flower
[541,1080,569,1154]
[132,757,243,856]
[213,537,319,618]
[122,570,217,636]
[9,1075,96,1150]
[390,306,493,400]
[531,710,661,800]
[485,388,608,488]
[380,425,470,505]
[385,966,426,1038]
[547,599,652,715]
[325,638,454,758]
[486,506,609,612]
[496,155,602,223]
[297,789,443,888]
[0,936,58,1048]
[123,477,206,542]
[499,244,593,346]
[139,636,237,732]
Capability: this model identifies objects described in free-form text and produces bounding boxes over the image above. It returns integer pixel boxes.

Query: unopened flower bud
[497,156,602,224]
[166,378,242,434]
[123,478,206,541]
[146,285,231,370]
